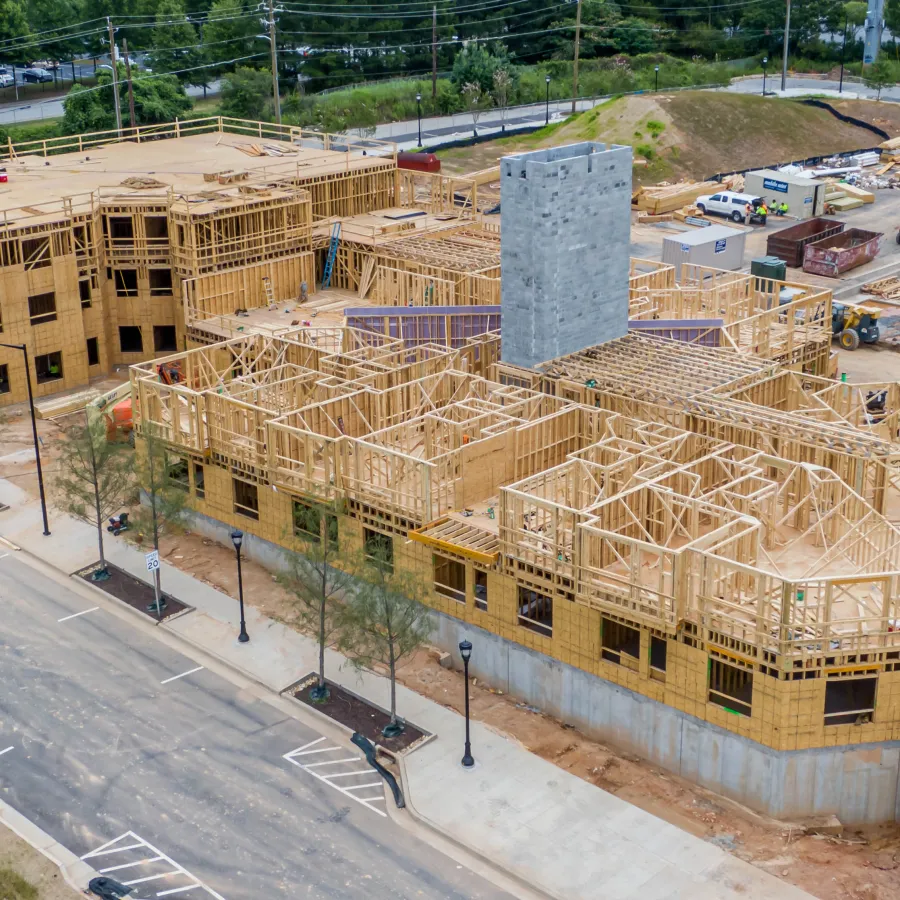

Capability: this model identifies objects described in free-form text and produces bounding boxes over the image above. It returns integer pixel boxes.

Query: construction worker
[744,202,753,225]
[779,201,789,217]
[757,201,768,224]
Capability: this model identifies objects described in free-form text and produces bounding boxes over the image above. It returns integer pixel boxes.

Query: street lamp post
[762,57,768,95]
[655,65,660,92]
[416,92,422,147]
[231,530,250,643]
[0,342,49,536]
[544,75,551,125]
[459,639,474,767]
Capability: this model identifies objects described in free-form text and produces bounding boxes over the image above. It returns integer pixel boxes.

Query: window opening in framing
[601,617,640,666]
[168,457,190,491]
[292,500,338,549]
[0,364,9,394]
[474,569,488,611]
[145,216,169,240]
[708,658,753,717]
[35,351,63,384]
[363,527,393,572]
[79,278,92,307]
[119,326,143,353]
[153,325,177,352]
[233,477,259,520]
[86,337,100,367]
[149,268,173,296]
[28,292,57,325]
[824,677,876,726]
[193,462,205,499]
[115,269,139,297]
[518,586,552,637]
[21,236,50,269]
[108,216,134,241]
[434,554,466,604]
[650,635,668,680]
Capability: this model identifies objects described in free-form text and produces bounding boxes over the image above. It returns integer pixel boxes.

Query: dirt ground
[439,92,884,183]
[0,828,78,900]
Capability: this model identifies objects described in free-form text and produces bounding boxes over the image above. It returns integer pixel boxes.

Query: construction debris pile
[632,174,742,222]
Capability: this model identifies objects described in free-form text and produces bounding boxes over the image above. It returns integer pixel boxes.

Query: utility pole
[123,38,136,131]
[864,0,885,65]
[780,0,791,92]
[267,0,282,125]
[572,0,582,115]
[431,5,437,101]
[106,16,123,136]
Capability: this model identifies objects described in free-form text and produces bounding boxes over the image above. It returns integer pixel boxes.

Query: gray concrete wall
[430,612,900,825]
[500,141,632,369]
[187,509,900,824]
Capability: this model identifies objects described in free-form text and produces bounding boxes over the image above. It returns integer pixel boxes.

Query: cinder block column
[500,142,632,368]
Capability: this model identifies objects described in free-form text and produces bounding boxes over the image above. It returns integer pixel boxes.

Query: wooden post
[107,16,123,138]
[572,0,582,115]
[123,38,137,131]
[432,5,438,101]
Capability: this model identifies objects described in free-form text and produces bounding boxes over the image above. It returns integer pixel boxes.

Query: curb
[393,754,558,900]
[0,797,99,894]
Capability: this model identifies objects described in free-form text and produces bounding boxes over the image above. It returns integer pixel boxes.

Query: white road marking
[82,831,226,900]
[58,606,99,622]
[0,553,9,560]
[0,747,13,756]
[160,666,204,685]
[283,738,387,817]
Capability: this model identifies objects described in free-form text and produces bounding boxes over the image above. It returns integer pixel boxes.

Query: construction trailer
[744,169,827,219]
[660,225,746,279]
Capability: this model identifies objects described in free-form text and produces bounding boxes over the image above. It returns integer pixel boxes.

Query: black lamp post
[839,15,848,94]
[654,64,660,92]
[416,92,422,147]
[459,639,474,767]
[231,529,249,643]
[544,75,551,125]
[762,56,768,95]
[0,342,49,536]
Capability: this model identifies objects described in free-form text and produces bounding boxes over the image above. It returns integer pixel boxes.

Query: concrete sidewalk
[0,479,815,900]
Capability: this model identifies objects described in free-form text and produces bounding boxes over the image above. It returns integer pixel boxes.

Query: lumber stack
[34,388,101,420]
[838,182,875,204]
[863,276,900,300]
[633,175,742,215]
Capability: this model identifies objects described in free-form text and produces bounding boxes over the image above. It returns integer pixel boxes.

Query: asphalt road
[0,552,512,900]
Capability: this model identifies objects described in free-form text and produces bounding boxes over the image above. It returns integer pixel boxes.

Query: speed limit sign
[146,550,160,572]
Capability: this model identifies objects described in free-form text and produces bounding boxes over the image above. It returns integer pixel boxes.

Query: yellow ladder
[263,276,275,308]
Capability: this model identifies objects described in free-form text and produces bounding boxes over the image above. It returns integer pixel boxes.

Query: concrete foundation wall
[187,508,900,825]
[500,142,632,369]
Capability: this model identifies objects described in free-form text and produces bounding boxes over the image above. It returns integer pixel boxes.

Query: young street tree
[52,415,134,581]
[279,500,351,701]
[130,429,190,615]
[492,68,512,132]
[339,545,433,736]
[864,56,895,100]
[461,82,489,136]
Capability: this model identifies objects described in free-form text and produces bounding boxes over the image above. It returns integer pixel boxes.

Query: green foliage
[864,56,896,99]
[0,867,38,900]
[150,0,206,85]
[221,66,273,119]
[131,72,193,122]
[338,547,433,726]
[279,499,351,693]
[635,143,656,160]
[202,0,257,76]
[0,0,31,63]
[62,81,116,134]
[451,43,515,94]
[646,119,665,138]
[52,416,135,570]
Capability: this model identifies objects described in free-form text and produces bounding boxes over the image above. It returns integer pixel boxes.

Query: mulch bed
[294,674,427,753]
[78,562,189,622]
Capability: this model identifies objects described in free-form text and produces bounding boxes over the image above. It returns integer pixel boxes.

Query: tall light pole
[839,14,848,93]
[545,74,551,125]
[572,0,583,115]
[781,0,791,91]
[655,64,660,92]
[762,56,768,95]
[231,530,250,643]
[459,640,474,767]
[416,92,422,146]
[266,0,282,125]
[0,343,49,536]
[106,16,123,137]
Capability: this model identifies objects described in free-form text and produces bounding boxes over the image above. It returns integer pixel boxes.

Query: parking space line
[98,856,164,873]
[82,831,227,900]
[160,666,204,685]
[58,607,99,623]
[283,742,387,817]
[0,747,13,757]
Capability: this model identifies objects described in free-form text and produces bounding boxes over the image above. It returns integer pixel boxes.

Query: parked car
[695,190,767,224]
[0,73,13,88]
[22,67,53,83]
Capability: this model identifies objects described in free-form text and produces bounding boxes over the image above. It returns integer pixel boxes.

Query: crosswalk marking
[283,738,387,817]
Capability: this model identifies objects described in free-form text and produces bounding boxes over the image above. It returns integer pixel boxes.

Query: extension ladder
[263,275,275,308]
[321,222,341,290]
